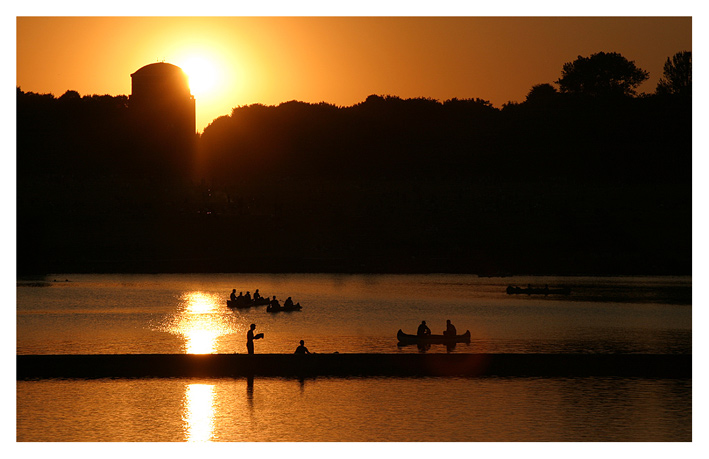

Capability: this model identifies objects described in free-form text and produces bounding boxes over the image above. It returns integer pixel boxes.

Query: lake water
[16,273,692,441]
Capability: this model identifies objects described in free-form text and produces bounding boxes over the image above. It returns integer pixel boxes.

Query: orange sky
[16,16,691,132]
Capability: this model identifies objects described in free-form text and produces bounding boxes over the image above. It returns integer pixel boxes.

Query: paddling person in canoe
[246,323,264,354]
[269,296,281,311]
[417,320,431,337]
[230,289,238,302]
[443,319,457,338]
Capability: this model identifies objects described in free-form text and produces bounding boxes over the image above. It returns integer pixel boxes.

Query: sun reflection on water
[169,291,236,354]
[183,383,215,442]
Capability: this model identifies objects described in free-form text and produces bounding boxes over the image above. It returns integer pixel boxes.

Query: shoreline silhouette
[16,52,691,277]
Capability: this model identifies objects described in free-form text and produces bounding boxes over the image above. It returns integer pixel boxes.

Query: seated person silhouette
[417,320,431,337]
[294,340,311,354]
[443,319,457,337]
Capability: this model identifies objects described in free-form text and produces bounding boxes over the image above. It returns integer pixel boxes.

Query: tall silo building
[129,62,196,177]
[130,62,195,135]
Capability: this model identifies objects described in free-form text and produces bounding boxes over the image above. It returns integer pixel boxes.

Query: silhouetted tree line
[17,87,195,179]
[198,52,690,185]
[17,51,691,275]
[199,96,503,182]
[200,91,689,185]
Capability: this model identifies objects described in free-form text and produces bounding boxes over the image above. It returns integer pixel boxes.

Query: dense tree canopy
[656,51,692,96]
[524,83,559,105]
[556,52,649,97]
[16,49,691,276]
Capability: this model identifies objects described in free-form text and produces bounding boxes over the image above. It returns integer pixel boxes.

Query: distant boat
[506,285,571,295]
[396,329,471,344]
[227,297,270,309]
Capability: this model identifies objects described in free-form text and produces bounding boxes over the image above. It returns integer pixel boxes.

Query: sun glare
[172,48,238,132]
[178,55,221,98]
[163,291,237,354]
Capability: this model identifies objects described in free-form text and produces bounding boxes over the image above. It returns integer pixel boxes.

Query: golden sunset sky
[15,13,691,133]
[5,5,709,455]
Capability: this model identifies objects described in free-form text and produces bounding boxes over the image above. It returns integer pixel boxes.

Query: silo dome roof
[131,62,186,78]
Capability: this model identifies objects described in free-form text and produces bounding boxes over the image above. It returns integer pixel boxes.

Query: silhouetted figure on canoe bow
[417,321,431,337]
[246,324,264,354]
[294,340,311,354]
[284,297,294,308]
[253,289,262,300]
[230,289,237,301]
[270,296,280,308]
[443,319,457,338]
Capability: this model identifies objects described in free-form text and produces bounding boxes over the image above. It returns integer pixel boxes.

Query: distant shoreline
[17,270,693,282]
[16,265,693,279]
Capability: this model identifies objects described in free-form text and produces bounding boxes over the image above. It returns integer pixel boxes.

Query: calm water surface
[16,376,691,442]
[17,273,691,355]
[16,274,692,441]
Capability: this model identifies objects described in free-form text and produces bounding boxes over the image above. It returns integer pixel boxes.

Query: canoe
[397,329,471,344]
[227,297,270,309]
[267,302,302,312]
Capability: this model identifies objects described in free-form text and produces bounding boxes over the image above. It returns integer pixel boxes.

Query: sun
[168,43,244,131]
[178,55,221,98]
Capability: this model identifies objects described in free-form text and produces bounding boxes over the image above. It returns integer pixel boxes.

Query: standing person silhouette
[246,324,263,354]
